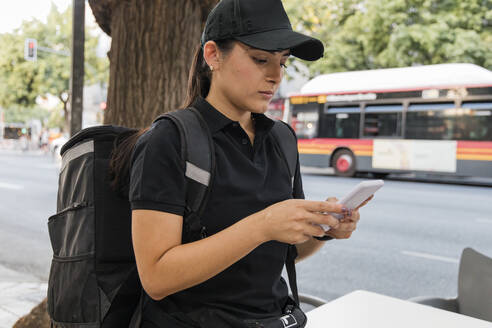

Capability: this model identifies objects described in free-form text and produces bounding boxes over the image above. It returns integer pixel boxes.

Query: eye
[252,57,267,64]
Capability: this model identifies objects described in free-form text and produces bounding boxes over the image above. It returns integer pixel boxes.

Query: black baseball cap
[201,0,324,61]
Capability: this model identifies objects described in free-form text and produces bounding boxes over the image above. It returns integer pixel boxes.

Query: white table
[305,290,492,328]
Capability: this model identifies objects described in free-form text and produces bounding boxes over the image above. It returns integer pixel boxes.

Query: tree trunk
[103,0,218,128]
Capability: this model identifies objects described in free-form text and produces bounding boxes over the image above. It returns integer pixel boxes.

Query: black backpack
[47,107,299,328]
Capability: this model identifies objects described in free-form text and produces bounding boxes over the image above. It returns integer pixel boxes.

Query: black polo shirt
[129,97,304,324]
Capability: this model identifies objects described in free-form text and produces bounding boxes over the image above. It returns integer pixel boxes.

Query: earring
[210,66,214,71]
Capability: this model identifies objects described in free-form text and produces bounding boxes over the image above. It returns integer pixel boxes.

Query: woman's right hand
[257,199,347,244]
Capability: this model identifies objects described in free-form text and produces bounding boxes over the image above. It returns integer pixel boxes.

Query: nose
[266,61,283,85]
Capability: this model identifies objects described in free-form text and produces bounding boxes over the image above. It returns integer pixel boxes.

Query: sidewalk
[0,265,47,328]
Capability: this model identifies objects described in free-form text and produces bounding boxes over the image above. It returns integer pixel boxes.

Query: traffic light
[24,38,37,61]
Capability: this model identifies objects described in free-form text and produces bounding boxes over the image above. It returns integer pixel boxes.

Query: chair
[299,293,328,308]
[409,247,492,322]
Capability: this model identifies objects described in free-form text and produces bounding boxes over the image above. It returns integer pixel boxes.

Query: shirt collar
[192,97,232,133]
[191,97,275,134]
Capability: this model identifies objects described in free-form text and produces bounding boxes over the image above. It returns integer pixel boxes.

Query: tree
[88,0,219,128]
[283,0,492,76]
[0,3,107,131]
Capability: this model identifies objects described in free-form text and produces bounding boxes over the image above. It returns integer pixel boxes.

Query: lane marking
[401,250,459,264]
[0,182,24,190]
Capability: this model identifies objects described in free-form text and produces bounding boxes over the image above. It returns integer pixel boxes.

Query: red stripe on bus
[457,141,492,149]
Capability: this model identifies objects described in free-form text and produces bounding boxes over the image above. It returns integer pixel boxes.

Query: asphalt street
[297,173,492,302]
[1,148,491,304]
[0,150,57,280]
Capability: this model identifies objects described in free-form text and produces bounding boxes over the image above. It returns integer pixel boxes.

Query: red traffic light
[24,38,37,61]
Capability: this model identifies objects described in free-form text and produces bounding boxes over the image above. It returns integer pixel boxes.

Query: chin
[238,95,270,114]
[250,99,270,114]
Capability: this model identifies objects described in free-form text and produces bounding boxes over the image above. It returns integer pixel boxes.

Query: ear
[203,41,220,71]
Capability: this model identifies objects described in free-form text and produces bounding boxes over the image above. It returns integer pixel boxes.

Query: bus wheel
[333,150,356,177]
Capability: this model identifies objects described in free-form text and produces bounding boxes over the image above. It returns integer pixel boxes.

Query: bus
[286,63,492,178]
[266,97,287,121]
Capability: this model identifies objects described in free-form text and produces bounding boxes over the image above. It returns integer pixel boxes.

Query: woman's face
[211,41,290,114]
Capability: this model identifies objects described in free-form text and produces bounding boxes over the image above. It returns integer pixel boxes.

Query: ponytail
[109,128,148,197]
[182,39,235,108]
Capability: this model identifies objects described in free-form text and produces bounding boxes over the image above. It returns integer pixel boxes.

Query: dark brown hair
[110,39,235,196]
[182,40,235,108]
[109,127,148,196]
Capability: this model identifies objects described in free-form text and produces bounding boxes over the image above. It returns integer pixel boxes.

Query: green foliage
[3,105,50,124]
[45,106,65,129]
[284,0,492,76]
[0,2,108,125]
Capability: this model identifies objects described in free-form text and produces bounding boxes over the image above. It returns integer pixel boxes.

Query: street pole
[70,0,85,137]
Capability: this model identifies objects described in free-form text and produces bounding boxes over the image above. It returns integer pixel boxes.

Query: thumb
[325,197,338,203]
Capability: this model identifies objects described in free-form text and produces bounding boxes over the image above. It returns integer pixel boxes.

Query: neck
[205,87,253,132]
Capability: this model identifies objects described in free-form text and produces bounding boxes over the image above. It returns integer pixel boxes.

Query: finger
[302,200,345,214]
[325,197,338,203]
[341,209,354,220]
[343,210,360,223]
[303,222,326,238]
[332,221,357,232]
[304,211,340,229]
[339,232,352,239]
[326,230,352,239]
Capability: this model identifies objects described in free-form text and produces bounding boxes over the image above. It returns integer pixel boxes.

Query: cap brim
[235,29,324,61]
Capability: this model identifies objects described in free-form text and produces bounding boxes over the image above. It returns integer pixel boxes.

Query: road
[0,150,57,280]
[298,173,492,302]
[0,149,491,303]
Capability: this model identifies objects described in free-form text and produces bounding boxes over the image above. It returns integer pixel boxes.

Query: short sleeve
[129,119,186,216]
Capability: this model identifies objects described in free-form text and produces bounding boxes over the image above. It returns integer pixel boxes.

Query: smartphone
[320,179,384,231]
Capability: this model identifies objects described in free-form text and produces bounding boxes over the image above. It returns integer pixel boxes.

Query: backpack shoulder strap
[153,107,215,241]
[271,120,298,188]
[270,120,301,306]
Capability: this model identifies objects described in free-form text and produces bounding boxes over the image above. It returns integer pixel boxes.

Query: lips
[259,91,274,95]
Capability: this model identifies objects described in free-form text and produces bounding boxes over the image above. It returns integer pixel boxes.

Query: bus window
[406,102,492,141]
[321,106,360,138]
[363,105,403,137]
[405,103,458,140]
[462,102,492,141]
[290,103,319,139]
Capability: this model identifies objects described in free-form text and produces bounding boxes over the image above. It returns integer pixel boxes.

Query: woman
[128,0,368,327]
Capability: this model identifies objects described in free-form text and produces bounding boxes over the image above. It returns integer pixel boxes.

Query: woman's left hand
[324,196,372,239]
